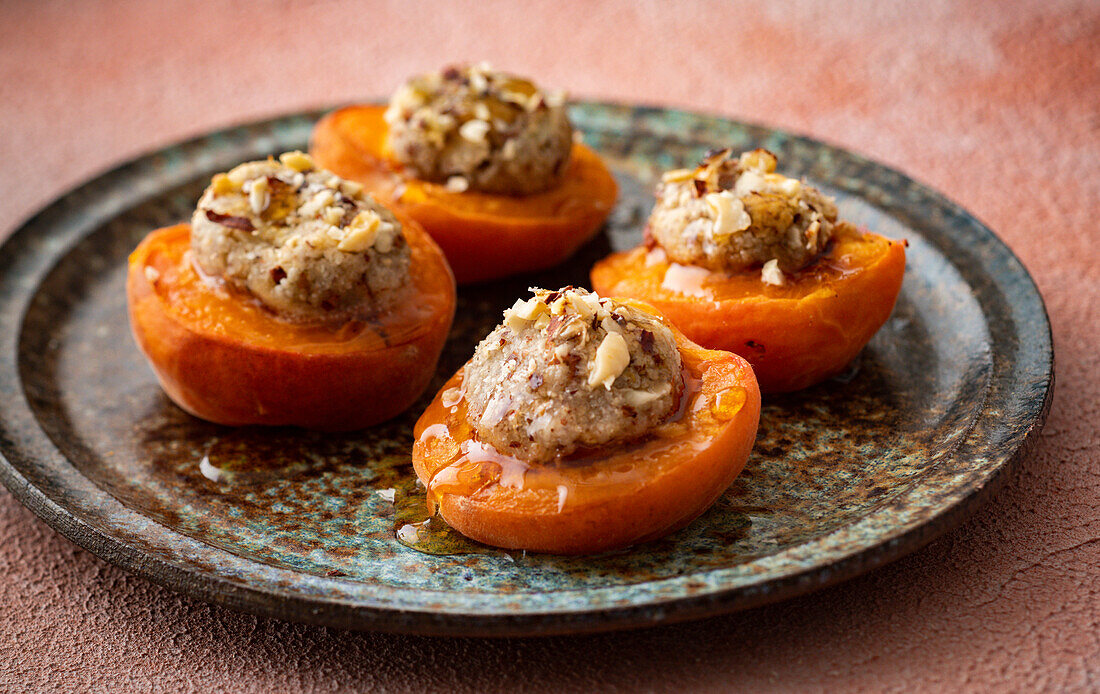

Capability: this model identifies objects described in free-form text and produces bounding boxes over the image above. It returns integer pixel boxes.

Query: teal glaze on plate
[0,103,1052,635]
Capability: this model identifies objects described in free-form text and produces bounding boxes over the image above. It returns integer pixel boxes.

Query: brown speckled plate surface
[0,103,1053,636]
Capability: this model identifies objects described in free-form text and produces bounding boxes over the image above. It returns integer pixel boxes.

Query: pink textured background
[1,1,1097,690]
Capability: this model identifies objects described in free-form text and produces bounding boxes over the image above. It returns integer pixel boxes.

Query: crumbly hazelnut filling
[463,287,684,463]
[384,63,573,195]
[190,152,410,321]
[648,148,840,277]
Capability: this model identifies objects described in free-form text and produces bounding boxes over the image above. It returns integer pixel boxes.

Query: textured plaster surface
[0,0,1097,691]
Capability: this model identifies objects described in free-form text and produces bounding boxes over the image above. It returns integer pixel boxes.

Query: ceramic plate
[0,104,1053,636]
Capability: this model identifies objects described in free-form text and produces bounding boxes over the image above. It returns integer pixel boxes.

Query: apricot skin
[310,105,618,284]
[127,222,455,431]
[412,329,761,554]
[591,231,906,393]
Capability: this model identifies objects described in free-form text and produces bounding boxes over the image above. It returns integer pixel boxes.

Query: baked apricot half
[309,104,618,284]
[591,226,906,393]
[412,317,761,555]
[127,218,455,430]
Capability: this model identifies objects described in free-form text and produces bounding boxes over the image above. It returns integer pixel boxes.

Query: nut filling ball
[648,148,839,278]
[191,152,410,321]
[464,287,684,463]
[384,63,574,195]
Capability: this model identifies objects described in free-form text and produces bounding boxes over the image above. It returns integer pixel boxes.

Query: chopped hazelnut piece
[445,175,470,193]
[704,190,752,238]
[211,173,237,195]
[661,168,695,183]
[279,150,314,172]
[761,259,785,286]
[248,176,271,215]
[337,211,383,252]
[459,119,491,143]
[588,332,631,390]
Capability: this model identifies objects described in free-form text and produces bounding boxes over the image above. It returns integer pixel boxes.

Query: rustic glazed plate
[0,104,1053,636]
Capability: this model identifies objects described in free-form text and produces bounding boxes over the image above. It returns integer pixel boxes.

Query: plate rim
[0,102,1055,636]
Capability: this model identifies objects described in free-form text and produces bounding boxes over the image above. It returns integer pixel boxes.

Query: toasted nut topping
[588,332,631,390]
[227,167,251,186]
[504,296,548,331]
[775,175,802,196]
[761,258,785,286]
[459,118,491,143]
[337,211,382,252]
[500,90,528,106]
[210,173,237,195]
[567,290,602,318]
[544,90,566,108]
[661,168,695,183]
[738,149,778,173]
[322,206,344,226]
[803,219,822,249]
[299,189,335,218]
[469,69,489,93]
[705,190,751,238]
[513,296,548,321]
[249,176,271,215]
[340,179,363,196]
[445,175,469,192]
[733,169,765,197]
[279,151,314,172]
[601,315,623,334]
[504,312,528,334]
[374,228,395,253]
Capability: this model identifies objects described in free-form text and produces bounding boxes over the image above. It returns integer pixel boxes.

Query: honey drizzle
[415,364,731,516]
